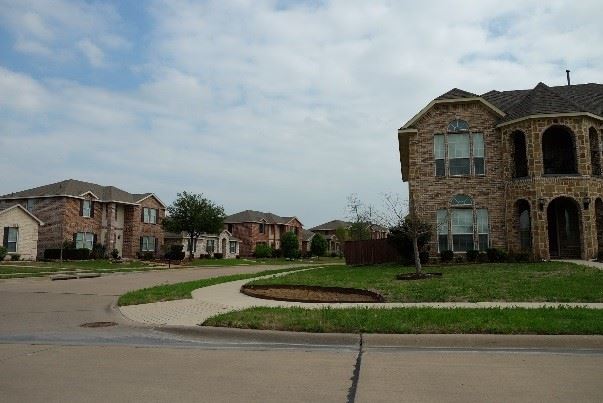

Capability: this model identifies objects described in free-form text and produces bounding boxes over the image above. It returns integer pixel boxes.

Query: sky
[1,0,602,227]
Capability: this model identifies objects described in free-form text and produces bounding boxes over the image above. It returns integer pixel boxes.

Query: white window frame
[229,241,237,254]
[26,199,35,212]
[7,227,18,253]
[437,195,489,253]
[143,208,157,224]
[82,200,92,218]
[206,239,215,253]
[141,236,155,252]
[76,232,94,250]
[476,208,489,251]
[434,119,486,178]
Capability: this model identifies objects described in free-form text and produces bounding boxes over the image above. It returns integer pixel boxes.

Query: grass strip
[248,262,603,302]
[203,306,603,335]
[117,267,309,306]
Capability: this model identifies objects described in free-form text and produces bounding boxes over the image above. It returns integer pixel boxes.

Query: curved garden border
[240,284,385,303]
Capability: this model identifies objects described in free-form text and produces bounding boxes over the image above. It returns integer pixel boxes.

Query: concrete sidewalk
[119,267,603,327]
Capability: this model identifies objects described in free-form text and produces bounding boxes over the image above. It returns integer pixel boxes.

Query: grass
[117,267,309,306]
[248,262,603,302]
[203,306,603,334]
[184,257,343,267]
[0,260,156,279]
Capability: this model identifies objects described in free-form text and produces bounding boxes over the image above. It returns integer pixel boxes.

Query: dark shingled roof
[309,219,351,231]
[435,88,478,100]
[224,210,300,225]
[301,229,315,241]
[480,82,603,123]
[0,179,154,205]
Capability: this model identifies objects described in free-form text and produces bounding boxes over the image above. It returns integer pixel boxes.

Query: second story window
[259,223,265,233]
[434,120,485,178]
[81,200,93,218]
[142,207,157,224]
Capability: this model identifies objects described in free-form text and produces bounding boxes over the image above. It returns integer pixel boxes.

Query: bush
[271,248,282,258]
[477,252,489,263]
[387,218,432,263]
[141,251,155,261]
[598,251,603,263]
[508,251,531,263]
[310,234,327,258]
[214,252,223,259]
[0,246,6,261]
[91,243,106,259]
[43,248,91,260]
[486,248,508,263]
[254,244,272,258]
[440,250,454,263]
[419,251,430,265]
[165,244,185,260]
[235,255,240,259]
[466,249,480,262]
[111,249,120,260]
[10,254,20,261]
[281,232,299,259]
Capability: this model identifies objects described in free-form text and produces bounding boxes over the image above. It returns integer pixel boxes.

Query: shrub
[141,251,155,261]
[254,244,272,258]
[418,251,430,265]
[486,248,508,263]
[440,250,454,263]
[0,246,6,261]
[310,234,327,257]
[271,248,282,258]
[454,255,464,264]
[508,251,531,263]
[43,248,91,260]
[10,254,20,261]
[387,218,432,263]
[281,232,299,259]
[91,243,106,259]
[111,249,120,260]
[477,252,489,263]
[214,252,223,259]
[235,255,240,259]
[330,252,338,258]
[598,251,603,263]
[465,249,480,262]
[165,244,185,260]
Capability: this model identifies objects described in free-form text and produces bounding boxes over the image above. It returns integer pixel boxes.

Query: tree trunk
[413,235,422,275]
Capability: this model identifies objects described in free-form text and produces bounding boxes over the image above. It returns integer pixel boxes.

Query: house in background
[300,229,315,254]
[0,179,166,259]
[0,204,44,260]
[164,230,240,259]
[224,210,303,256]
[309,219,390,254]
[398,81,603,260]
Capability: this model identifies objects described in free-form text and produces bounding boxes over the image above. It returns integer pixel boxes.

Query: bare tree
[346,194,373,241]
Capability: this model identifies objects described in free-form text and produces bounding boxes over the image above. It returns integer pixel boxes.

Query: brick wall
[0,207,40,260]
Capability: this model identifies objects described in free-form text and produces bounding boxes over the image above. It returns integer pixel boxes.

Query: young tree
[310,233,327,258]
[346,194,373,240]
[162,192,225,259]
[281,231,299,259]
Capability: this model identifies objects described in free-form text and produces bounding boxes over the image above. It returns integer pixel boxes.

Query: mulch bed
[241,284,385,303]
[396,272,443,281]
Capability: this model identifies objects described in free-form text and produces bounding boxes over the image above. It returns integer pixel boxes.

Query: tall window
[589,127,601,176]
[512,131,529,178]
[542,126,577,175]
[143,208,157,224]
[434,120,485,177]
[519,209,531,250]
[26,199,36,212]
[206,239,215,253]
[4,227,18,253]
[141,236,155,252]
[75,232,94,250]
[229,241,237,254]
[82,200,92,217]
[436,195,489,252]
[259,223,265,233]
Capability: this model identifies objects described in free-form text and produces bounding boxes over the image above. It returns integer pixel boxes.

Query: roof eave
[397,128,415,182]
[496,112,603,128]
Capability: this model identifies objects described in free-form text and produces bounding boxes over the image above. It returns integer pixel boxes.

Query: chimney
[566,69,571,86]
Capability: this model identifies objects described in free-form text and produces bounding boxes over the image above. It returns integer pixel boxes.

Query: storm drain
[80,321,118,328]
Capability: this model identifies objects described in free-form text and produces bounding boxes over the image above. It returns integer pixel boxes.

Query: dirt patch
[396,272,443,281]
[80,321,118,328]
[241,284,384,303]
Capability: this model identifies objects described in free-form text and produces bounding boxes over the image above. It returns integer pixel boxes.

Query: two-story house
[398,82,603,260]
[309,219,389,255]
[224,210,303,256]
[0,179,166,259]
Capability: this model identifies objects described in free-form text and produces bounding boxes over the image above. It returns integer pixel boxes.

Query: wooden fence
[343,239,400,265]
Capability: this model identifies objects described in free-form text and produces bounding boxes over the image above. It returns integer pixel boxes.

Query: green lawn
[0,260,156,279]
[184,257,343,267]
[117,267,309,306]
[247,262,603,302]
[203,306,603,334]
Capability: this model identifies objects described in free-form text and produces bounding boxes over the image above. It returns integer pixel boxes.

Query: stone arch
[514,199,532,251]
[546,196,582,258]
[511,130,529,178]
[589,127,601,176]
[542,125,577,175]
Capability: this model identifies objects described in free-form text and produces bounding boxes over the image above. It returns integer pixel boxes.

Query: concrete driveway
[1,265,602,402]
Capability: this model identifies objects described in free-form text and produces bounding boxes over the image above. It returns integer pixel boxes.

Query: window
[82,200,92,217]
[4,227,18,253]
[519,209,531,250]
[206,239,215,253]
[451,209,474,252]
[259,223,265,233]
[434,135,445,177]
[227,224,233,233]
[477,209,489,251]
[75,232,94,250]
[512,131,529,178]
[436,209,449,252]
[451,194,473,206]
[188,239,197,253]
[26,199,35,212]
[141,236,155,252]
[143,208,157,224]
[434,120,485,177]
[229,241,237,254]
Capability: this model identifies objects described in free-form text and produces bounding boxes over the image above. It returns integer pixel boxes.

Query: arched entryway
[221,238,227,255]
[547,197,581,258]
[542,126,577,175]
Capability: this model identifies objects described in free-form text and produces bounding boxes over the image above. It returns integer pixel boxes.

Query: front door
[221,238,226,255]
[547,197,581,258]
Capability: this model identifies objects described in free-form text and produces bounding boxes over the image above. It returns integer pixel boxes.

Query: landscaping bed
[203,306,603,334]
[240,284,384,303]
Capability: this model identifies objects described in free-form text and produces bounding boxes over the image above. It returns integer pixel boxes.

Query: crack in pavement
[0,345,57,364]
[346,333,363,403]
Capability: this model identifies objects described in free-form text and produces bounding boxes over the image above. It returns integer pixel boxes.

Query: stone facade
[0,205,41,260]
[164,230,239,259]
[400,94,603,260]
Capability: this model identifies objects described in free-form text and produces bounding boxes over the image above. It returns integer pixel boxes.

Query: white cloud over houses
[0,0,602,226]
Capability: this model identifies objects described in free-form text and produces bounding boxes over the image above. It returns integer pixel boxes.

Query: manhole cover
[80,321,118,328]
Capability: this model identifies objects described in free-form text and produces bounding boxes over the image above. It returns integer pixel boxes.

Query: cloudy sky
[1,0,602,227]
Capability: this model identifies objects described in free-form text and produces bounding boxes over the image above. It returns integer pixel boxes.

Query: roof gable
[0,204,44,225]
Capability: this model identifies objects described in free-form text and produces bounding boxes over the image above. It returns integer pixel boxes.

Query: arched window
[437,195,489,252]
[434,120,484,177]
[542,126,577,175]
[511,131,528,178]
[516,199,531,250]
[589,127,601,176]
[451,194,473,206]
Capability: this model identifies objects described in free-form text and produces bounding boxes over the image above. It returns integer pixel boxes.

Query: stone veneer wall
[0,207,40,260]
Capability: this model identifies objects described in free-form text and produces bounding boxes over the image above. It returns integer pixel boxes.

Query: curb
[154,325,603,350]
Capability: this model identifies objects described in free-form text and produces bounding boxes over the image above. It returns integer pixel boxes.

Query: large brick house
[224,210,303,256]
[0,179,166,259]
[398,82,603,260]
[309,219,388,254]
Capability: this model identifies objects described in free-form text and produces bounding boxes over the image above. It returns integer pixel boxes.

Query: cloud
[1,0,602,226]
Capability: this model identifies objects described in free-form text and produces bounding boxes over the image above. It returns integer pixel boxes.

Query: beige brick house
[398,82,603,260]
[164,230,240,259]
[224,210,303,257]
[0,179,166,259]
[0,204,44,260]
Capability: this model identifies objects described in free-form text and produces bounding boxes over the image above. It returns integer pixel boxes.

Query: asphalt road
[1,265,602,403]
